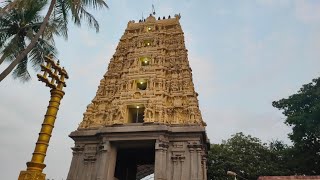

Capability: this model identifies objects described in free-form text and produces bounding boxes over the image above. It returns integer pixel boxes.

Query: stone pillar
[78,144,97,180]
[188,145,196,180]
[196,146,203,180]
[176,155,186,180]
[162,145,168,179]
[180,152,188,180]
[106,144,117,180]
[154,138,169,180]
[186,142,205,180]
[171,156,179,180]
[170,141,185,180]
[202,156,207,180]
[66,145,84,180]
[96,141,111,180]
[87,161,94,180]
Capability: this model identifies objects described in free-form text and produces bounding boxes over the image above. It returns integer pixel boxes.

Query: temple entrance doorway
[114,140,155,180]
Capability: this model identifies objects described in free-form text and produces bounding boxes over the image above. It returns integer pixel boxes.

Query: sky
[1,0,320,179]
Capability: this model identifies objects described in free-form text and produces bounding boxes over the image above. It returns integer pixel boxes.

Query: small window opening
[128,105,145,123]
[147,26,152,32]
[142,60,150,66]
[137,80,147,90]
[144,40,152,47]
[140,57,150,66]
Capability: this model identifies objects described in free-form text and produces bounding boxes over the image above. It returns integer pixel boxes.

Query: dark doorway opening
[114,147,155,180]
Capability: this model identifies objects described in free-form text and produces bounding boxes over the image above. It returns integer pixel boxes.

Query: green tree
[272,77,320,174]
[0,0,108,82]
[207,133,292,180]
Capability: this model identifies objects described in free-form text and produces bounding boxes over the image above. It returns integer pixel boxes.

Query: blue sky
[1,0,320,179]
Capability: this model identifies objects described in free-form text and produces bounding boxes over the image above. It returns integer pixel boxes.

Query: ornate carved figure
[119,104,126,121]
[189,108,196,123]
[144,103,154,122]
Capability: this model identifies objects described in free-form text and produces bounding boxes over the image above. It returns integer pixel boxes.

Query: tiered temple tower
[67,14,209,180]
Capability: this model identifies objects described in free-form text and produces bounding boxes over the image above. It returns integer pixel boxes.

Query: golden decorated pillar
[18,55,68,180]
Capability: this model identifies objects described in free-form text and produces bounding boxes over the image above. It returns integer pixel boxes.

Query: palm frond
[0,14,14,28]
[24,27,57,70]
[53,0,69,39]
[55,16,68,39]
[78,5,99,32]
[67,0,82,27]
[12,56,31,81]
[67,0,108,31]
[29,38,57,71]
[0,29,11,47]
[1,34,23,62]
[23,0,46,23]
[76,0,108,9]
[10,22,30,81]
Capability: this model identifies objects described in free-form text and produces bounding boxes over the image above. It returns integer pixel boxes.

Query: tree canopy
[207,133,292,180]
[272,77,320,174]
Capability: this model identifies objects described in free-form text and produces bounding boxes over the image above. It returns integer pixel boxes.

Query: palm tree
[0,0,108,82]
[0,0,60,81]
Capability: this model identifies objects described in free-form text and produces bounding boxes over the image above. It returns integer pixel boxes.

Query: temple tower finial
[152,4,156,15]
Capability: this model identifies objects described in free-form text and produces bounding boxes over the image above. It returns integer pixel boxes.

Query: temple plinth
[67,14,209,180]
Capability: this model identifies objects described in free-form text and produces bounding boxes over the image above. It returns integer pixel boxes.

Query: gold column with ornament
[18,55,68,180]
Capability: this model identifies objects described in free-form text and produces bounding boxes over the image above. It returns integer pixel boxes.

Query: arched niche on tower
[136,79,148,90]
[139,56,151,66]
[127,104,145,123]
[143,39,152,47]
[145,25,154,32]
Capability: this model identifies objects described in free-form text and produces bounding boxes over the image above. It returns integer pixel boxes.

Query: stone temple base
[66,124,209,180]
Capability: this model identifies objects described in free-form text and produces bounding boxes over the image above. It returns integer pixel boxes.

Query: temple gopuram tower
[67,14,209,180]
